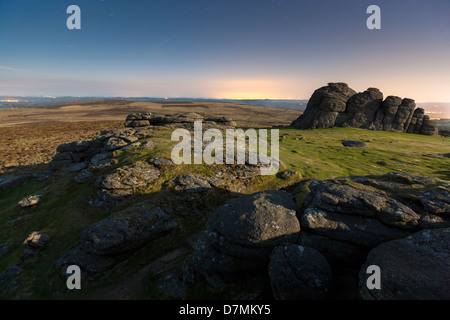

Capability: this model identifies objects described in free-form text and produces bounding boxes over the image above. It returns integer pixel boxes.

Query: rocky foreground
[1,111,449,300]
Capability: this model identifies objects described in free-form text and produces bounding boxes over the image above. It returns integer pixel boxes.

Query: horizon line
[2,95,450,104]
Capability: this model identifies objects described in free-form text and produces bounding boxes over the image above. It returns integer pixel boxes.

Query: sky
[0,0,449,101]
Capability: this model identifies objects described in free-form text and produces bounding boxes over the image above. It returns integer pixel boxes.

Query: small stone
[23,232,50,248]
[18,195,42,208]
[141,141,158,150]
[342,140,369,148]
[281,171,299,179]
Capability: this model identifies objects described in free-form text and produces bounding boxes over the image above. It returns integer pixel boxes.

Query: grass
[278,128,449,181]
[0,126,449,299]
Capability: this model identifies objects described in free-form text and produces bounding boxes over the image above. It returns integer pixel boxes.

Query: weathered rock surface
[96,161,160,205]
[291,83,438,135]
[269,245,332,300]
[298,172,450,264]
[360,228,450,300]
[49,128,153,171]
[341,88,383,129]
[186,190,300,286]
[173,174,228,193]
[80,210,176,256]
[57,208,177,277]
[212,163,262,180]
[149,157,173,167]
[292,83,356,129]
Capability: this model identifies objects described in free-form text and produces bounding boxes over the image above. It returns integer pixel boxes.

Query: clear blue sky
[0,0,449,101]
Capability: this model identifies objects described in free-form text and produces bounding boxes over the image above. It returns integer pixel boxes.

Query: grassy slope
[0,127,448,299]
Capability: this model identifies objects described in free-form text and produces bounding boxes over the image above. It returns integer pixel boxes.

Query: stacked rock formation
[291,83,438,135]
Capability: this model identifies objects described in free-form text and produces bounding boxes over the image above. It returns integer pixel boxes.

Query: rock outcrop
[124,112,236,129]
[49,128,152,171]
[298,172,450,264]
[291,83,438,135]
[360,228,450,300]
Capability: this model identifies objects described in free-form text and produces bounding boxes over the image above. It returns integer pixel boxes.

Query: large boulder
[269,245,332,300]
[207,191,299,251]
[340,88,383,128]
[291,83,356,129]
[186,190,300,286]
[359,228,450,300]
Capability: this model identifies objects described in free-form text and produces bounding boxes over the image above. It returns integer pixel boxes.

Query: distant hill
[0,99,301,128]
[0,96,308,111]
